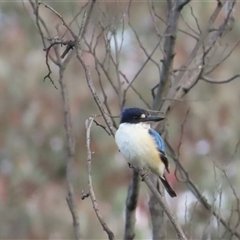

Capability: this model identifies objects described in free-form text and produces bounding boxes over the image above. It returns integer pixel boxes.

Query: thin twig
[174,109,190,182]
[159,0,234,117]
[39,2,77,40]
[77,52,115,136]
[113,30,124,109]
[29,0,58,88]
[93,119,111,136]
[201,74,240,84]
[94,59,119,130]
[85,117,115,240]
[165,140,240,239]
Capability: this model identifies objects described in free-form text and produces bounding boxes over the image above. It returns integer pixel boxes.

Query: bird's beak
[143,116,165,122]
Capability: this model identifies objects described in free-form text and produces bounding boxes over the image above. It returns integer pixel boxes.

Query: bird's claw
[128,163,134,169]
[140,168,149,181]
[127,164,149,181]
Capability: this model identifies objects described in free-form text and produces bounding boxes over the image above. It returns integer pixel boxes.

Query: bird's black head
[120,108,164,124]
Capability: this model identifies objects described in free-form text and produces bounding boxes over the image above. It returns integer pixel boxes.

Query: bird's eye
[140,114,146,118]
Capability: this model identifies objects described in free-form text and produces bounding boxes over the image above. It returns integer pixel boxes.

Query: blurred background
[0,1,240,239]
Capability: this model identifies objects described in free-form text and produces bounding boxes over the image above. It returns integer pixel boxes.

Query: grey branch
[159,0,235,116]
[124,170,140,240]
[85,117,115,240]
[150,1,191,239]
[76,52,115,136]
[201,74,240,84]
[152,1,188,110]
[59,66,81,240]
[177,0,191,11]
[138,169,188,240]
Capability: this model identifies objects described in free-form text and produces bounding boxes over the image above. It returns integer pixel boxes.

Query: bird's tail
[158,177,177,198]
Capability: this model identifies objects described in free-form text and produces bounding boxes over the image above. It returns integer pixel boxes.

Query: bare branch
[149,0,166,26]
[124,24,161,92]
[148,2,191,238]
[177,1,226,80]
[29,0,59,88]
[180,7,200,38]
[85,117,114,240]
[152,1,189,110]
[189,5,201,35]
[201,74,240,84]
[30,0,240,238]
[94,60,119,130]
[119,69,151,108]
[174,109,190,182]
[138,169,188,240]
[29,2,84,238]
[205,39,240,76]
[84,25,151,109]
[58,66,80,240]
[148,174,165,239]
[39,2,77,40]
[113,30,124,109]
[93,119,111,136]
[165,140,240,239]
[159,0,234,117]
[76,51,115,136]
[78,0,95,39]
[177,0,191,11]
[124,170,140,240]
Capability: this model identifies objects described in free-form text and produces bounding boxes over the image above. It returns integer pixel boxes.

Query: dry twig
[85,117,115,240]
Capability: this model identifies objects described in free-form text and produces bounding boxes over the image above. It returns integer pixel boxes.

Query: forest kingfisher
[115,107,177,198]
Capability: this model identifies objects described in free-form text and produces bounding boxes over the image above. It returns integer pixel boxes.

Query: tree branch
[76,52,115,136]
[77,48,143,240]
[150,2,191,239]
[137,169,187,240]
[59,61,80,240]
[152,1,187,110]
[29,1,82,238]
[165,140,240,239]
[85,117,115,240]
[201,74,240,84]
[124,170,140,240]
[159,0,234,116]
[39,2,77,40]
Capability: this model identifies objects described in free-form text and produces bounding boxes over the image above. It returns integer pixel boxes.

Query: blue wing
[149,129,169,173]
[148,129,166,152]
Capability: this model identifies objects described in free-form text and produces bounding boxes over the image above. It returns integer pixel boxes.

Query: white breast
[115,123,159,169]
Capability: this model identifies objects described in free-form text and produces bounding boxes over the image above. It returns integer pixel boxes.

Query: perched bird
[115,107,176,198]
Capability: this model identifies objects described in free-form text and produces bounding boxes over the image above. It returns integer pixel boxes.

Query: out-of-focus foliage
[0,1,240,239]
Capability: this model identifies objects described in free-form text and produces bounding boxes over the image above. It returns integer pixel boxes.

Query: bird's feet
[127,164,149,181]
[139,168,150,181]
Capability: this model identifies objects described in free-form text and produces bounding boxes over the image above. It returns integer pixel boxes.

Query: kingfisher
[115,107,177,198]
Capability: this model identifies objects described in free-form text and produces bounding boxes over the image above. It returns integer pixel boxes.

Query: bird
[115,107,177,198]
